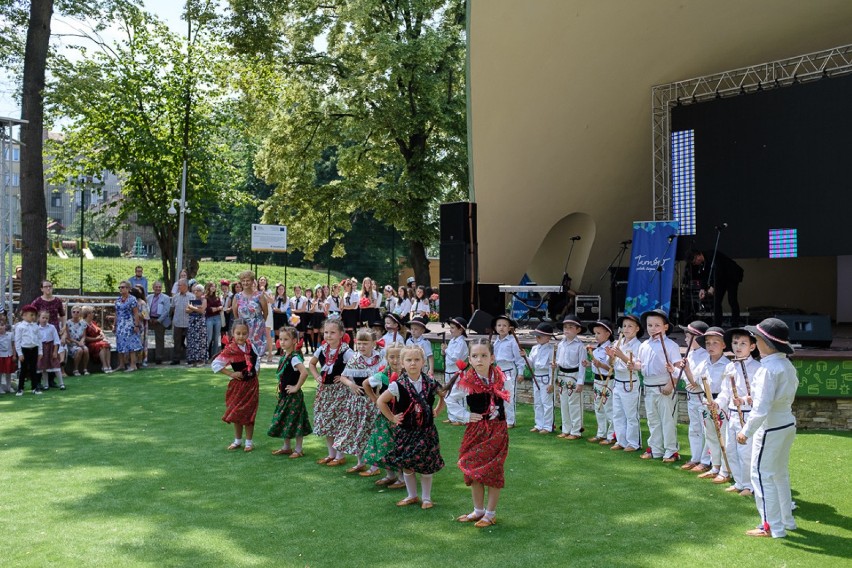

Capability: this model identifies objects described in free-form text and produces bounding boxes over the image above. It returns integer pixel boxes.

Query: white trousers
[725,409,753,489]
[686,394,706,463]
[751,421,796,537]
[444,372,464,422]
[592,379,614,439]
[557,373,583,435]
[645,387,679,459]
[701,405,727,469]
[612,381,641,449]
[532,374,554,431]
[499,367,517,426]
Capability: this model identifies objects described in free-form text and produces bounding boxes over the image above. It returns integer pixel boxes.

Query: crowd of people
[0,267,437,390]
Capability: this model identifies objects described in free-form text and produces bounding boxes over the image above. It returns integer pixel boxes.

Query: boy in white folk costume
[556,317,586,439]
[491,315,526,428]
[675,321,710,471]
[736,318,798,538]
[675,327,730,482]
[715,327,762,496]
[528,322,557,434]
[631,309,682,462]
[585,320,614,444]
[607,314,644,452]
[441,317,469,425]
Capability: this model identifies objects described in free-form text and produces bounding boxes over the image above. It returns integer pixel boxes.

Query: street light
[167,189,190,281]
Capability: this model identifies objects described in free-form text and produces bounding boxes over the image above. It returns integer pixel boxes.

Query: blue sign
[624,221,679,316]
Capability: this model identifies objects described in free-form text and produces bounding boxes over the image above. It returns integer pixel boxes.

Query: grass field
[35,254,343,293]
[1,367,850,568]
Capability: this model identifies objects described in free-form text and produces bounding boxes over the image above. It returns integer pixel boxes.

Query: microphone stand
[707,225,723,322]
[562,238,579,275]
[649,234,676,311]
[598,241,630,320]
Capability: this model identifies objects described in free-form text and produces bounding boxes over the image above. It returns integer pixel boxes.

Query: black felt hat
[641,309,672,335]
[617,314,645,339]
[588,319,614,337]
[408,316,429,329]
[696,326,725,349]
[491,314,518,330]
[532,322,558,337]
[678,320,709,337]
[746,318,794,355]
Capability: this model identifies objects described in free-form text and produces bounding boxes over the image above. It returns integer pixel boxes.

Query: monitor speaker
[775,313,833,348]
[467,309,493,335]
[439,282,474,321]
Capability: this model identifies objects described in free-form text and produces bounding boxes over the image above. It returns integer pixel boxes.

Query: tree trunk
[408,239,431,288]
[19,0,53,306]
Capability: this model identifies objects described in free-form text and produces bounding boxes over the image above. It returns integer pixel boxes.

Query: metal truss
[1,116,27,313]
[651,44,852,221]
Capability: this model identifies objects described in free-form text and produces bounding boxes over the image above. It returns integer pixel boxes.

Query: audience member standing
[147,282,172,365]
[170,278,193,365]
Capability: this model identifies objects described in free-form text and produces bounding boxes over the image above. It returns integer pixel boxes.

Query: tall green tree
[46,2,246,289]
[1,0,136,303]
[227,0,468,286]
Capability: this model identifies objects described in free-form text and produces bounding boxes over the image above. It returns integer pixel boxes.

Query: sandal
[421,500,433,510]
[456,511,485,523]
[289,451,305,459]
[375,477,397,486]
[474,517,497,528]
[359,468,382,477]
[272,448,293,456]
[316,456,334,465]
[387,480,406,490]
[327,458,346,467]
[396,496,420,507]
[227,442,242,451]
[346,464,367,474]
[745,528,770,537]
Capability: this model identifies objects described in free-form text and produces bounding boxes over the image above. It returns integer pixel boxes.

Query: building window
[50,191,62,208]
[671,129,696,235]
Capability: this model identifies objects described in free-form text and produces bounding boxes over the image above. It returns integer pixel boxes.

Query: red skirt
[458,419,509,488]
[0,355,17,374]
[38,341,61,370]
[222,377,259,425]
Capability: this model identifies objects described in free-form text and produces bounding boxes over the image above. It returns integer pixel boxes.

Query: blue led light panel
[769,228,797,258]
[671,129,696,235]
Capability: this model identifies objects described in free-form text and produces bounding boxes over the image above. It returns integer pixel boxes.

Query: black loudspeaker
[439,282,474,321]
[775,314,833,348]
[440,201,477,244]
[467,309,493,335]
[477,283,503,316]
[440,241,476,283]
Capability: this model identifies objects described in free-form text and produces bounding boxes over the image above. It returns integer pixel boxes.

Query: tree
[227,0,468,286]
[1,0,136,303]
[46,2,247,290]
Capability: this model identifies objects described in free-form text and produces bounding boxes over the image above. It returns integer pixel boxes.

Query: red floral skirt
[458,419,509,488]
[222,376,259,425]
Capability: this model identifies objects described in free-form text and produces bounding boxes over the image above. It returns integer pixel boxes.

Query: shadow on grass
[0,369,848,567]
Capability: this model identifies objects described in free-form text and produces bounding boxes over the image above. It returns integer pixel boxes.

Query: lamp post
[71,174,104,294]
[168,168,190,284]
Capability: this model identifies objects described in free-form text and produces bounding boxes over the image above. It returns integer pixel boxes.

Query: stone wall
[513,378,850,430]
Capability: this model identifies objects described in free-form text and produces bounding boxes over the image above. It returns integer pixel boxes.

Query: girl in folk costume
[606,315,644,451]
[212,319,262,452]
[37,310,65,390]
[309,317,355,466]
[715,327,762,496]
[528,322,558,434]
[377,346,445,509]
[335,328,384,473]
[631,309,683,462]
[447,338,510,528]
[0,315,16,393]
[675,320,710,471]
[675,327,731,481]
[556,317,586,439]
[441,317,469,425]
[268,327,312,458]
[491,315,526,429]
[363,342,405,484]
[585,320,614,444]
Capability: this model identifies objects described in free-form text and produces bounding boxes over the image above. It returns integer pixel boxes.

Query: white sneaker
[73,371,81,376]
[16,390,23,397]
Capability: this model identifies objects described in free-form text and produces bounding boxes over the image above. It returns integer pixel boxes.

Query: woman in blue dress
[115,280,143,372]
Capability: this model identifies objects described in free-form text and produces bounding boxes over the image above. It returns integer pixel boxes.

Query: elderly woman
[82,305,112,373]
[114,281,143,372]
[186,283,208,367]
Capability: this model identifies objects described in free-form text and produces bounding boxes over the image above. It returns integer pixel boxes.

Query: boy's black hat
[588,319,614,337]
[384,313,405,328]
[678,320,709,337]
[532,322,558,337]
[408,316,429,329]
[746,318,794,354]
[617,314,644,339]
[491,314,518,330]
[641,309,672,335]
[696,326,725,349]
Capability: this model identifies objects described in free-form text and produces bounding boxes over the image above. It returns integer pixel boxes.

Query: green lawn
[35,254,343,293]
[0,367,849,568]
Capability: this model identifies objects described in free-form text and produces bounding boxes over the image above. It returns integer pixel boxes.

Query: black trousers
[172,326,187,363]
[713,280,741,327]
[19,347,39,391]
